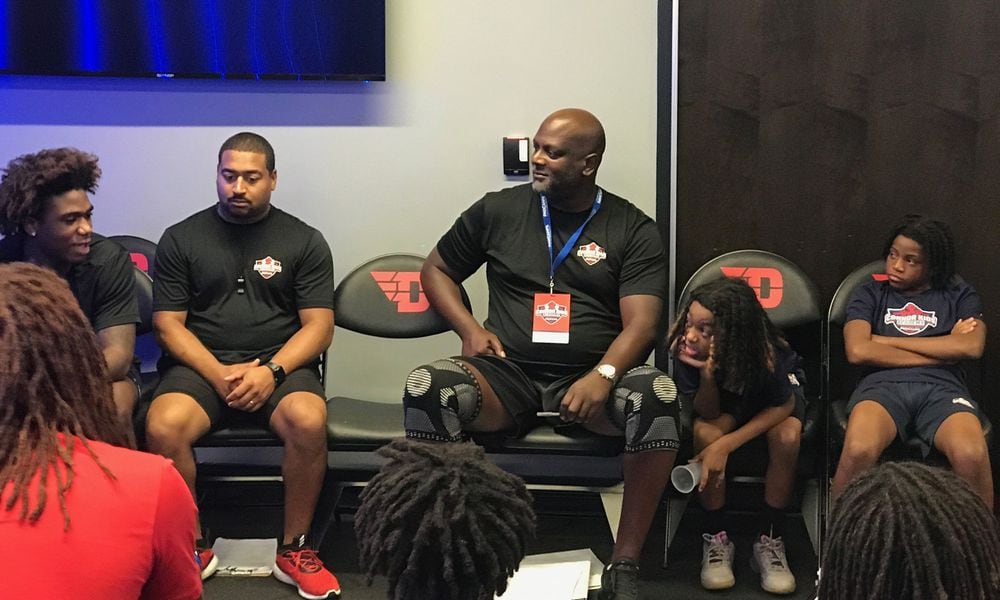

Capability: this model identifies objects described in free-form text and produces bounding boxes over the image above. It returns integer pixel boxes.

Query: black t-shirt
[153,206,335,366]
[0,233,139,332]
[673,344,802,420]
[846,278,983,387]
[436,184,666,379]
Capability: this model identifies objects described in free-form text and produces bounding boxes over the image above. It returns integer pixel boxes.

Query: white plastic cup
[671,462,703,494]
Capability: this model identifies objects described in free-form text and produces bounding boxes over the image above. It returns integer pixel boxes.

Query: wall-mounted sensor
[503,137,530,176]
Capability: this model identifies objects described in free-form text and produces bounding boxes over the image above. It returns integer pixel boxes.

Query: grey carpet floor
[200,485,819,599]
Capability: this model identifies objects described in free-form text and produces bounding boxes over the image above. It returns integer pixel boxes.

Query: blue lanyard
[541,188,603,293]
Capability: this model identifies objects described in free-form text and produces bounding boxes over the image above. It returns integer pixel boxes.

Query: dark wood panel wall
[662,1,1000,433]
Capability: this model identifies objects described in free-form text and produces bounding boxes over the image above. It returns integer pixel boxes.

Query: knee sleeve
[402,359,482,442]
[608,365,681,453]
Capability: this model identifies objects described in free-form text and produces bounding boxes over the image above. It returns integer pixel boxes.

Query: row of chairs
[110,236,630,550]
[111,234,987,567]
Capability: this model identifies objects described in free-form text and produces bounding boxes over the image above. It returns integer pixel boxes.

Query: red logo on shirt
[253,256,282,279]
[577,242,607,265]
[884,302,938,335]
[370,271,430,313]
[720,267,784,309]
[536,300,569,324]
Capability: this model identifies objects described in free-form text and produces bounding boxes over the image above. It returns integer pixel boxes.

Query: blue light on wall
[0,0,385,81]
[77,0,101,71]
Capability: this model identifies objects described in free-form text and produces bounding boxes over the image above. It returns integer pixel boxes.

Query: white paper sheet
[519,547,605,591]
[211,537,278,576]
[497,560,590,600]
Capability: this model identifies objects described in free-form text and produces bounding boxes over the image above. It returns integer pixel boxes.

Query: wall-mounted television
[0,1,386,81]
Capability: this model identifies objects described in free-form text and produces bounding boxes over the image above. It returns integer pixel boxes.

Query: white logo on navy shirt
[953,397,973,409]
[884,302,938,335]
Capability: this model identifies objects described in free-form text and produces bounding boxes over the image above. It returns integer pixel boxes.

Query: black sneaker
[600,558,640,600]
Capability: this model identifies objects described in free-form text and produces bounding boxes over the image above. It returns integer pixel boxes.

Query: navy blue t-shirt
[846,278,984,387]
[673,344,802,420]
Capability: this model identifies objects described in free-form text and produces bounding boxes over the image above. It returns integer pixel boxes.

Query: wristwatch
[594,363,617,383]
[265,361,286,385]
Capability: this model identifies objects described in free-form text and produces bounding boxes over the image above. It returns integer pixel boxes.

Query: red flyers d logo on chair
[720,267,783,309]
[371,271,430,313]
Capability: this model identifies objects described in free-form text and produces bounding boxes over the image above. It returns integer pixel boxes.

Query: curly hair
[882,214,956,290]
[218,132,275,171]
[820,461,1000,600]
[0,263,130,532]
[667,276,789,395]
[0,148,101,236]
[355,439,537,600]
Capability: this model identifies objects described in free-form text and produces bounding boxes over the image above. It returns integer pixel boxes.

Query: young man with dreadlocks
[0,263,202,599]
[831,215,991,506]
[667,277,805,594]
[355,439,536,600]
[0,147,141,422]
[820,461,1000,599]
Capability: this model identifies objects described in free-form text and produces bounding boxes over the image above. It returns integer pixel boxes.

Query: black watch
[265,361,286,385]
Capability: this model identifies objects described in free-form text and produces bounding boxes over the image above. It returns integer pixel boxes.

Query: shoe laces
[282,547,324,574]
[757,535,789,570]
[703,532,731,565]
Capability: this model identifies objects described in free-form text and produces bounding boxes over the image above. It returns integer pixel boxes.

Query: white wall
[0,0,658,401]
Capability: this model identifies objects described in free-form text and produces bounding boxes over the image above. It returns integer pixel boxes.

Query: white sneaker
[751,534,796,594]
[701,531,736,590]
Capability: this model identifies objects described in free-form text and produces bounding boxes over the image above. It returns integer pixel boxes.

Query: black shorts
[153,364,326,429]
[848,379,979,455]
[461,354,602,436]
[712,370,807,428]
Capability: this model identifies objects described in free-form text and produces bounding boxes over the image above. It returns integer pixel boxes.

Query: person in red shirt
[0,262,202,600]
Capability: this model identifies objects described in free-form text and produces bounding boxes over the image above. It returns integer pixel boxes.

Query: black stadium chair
[316,254,630,544]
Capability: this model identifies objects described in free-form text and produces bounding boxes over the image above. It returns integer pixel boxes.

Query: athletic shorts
[848,379,979,456]
[711,370,808,428]
[153,363,325,429]
[461,354,611,437]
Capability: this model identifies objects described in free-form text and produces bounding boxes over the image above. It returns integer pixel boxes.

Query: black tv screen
[0,0,385,81]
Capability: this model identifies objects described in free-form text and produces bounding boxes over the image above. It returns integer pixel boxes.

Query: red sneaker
[273,535,341,599]
[196,546,218,580]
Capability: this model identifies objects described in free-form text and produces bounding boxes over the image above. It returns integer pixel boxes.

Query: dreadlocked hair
[667,276,789,395]
[820,461,1000,600]
[0,263,131,532]
[882,214,956,290]
[0,148,101,236]
[355,439,537,600]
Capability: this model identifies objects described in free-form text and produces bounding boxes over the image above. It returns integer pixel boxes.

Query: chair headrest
[108,234,158,279]
[334,253,470,338]
[132,266,154,335]
[678,249,822,329]
[828,260,887,327]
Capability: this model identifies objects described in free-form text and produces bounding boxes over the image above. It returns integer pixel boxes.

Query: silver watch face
[597,364,616,380]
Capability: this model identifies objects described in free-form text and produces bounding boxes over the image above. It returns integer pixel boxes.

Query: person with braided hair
[0,262,201,599]
[355,439,536,600]
[831,215,991,506]
[667,276,805,594]
[0,147,141,422]
[820,461,1000,599]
